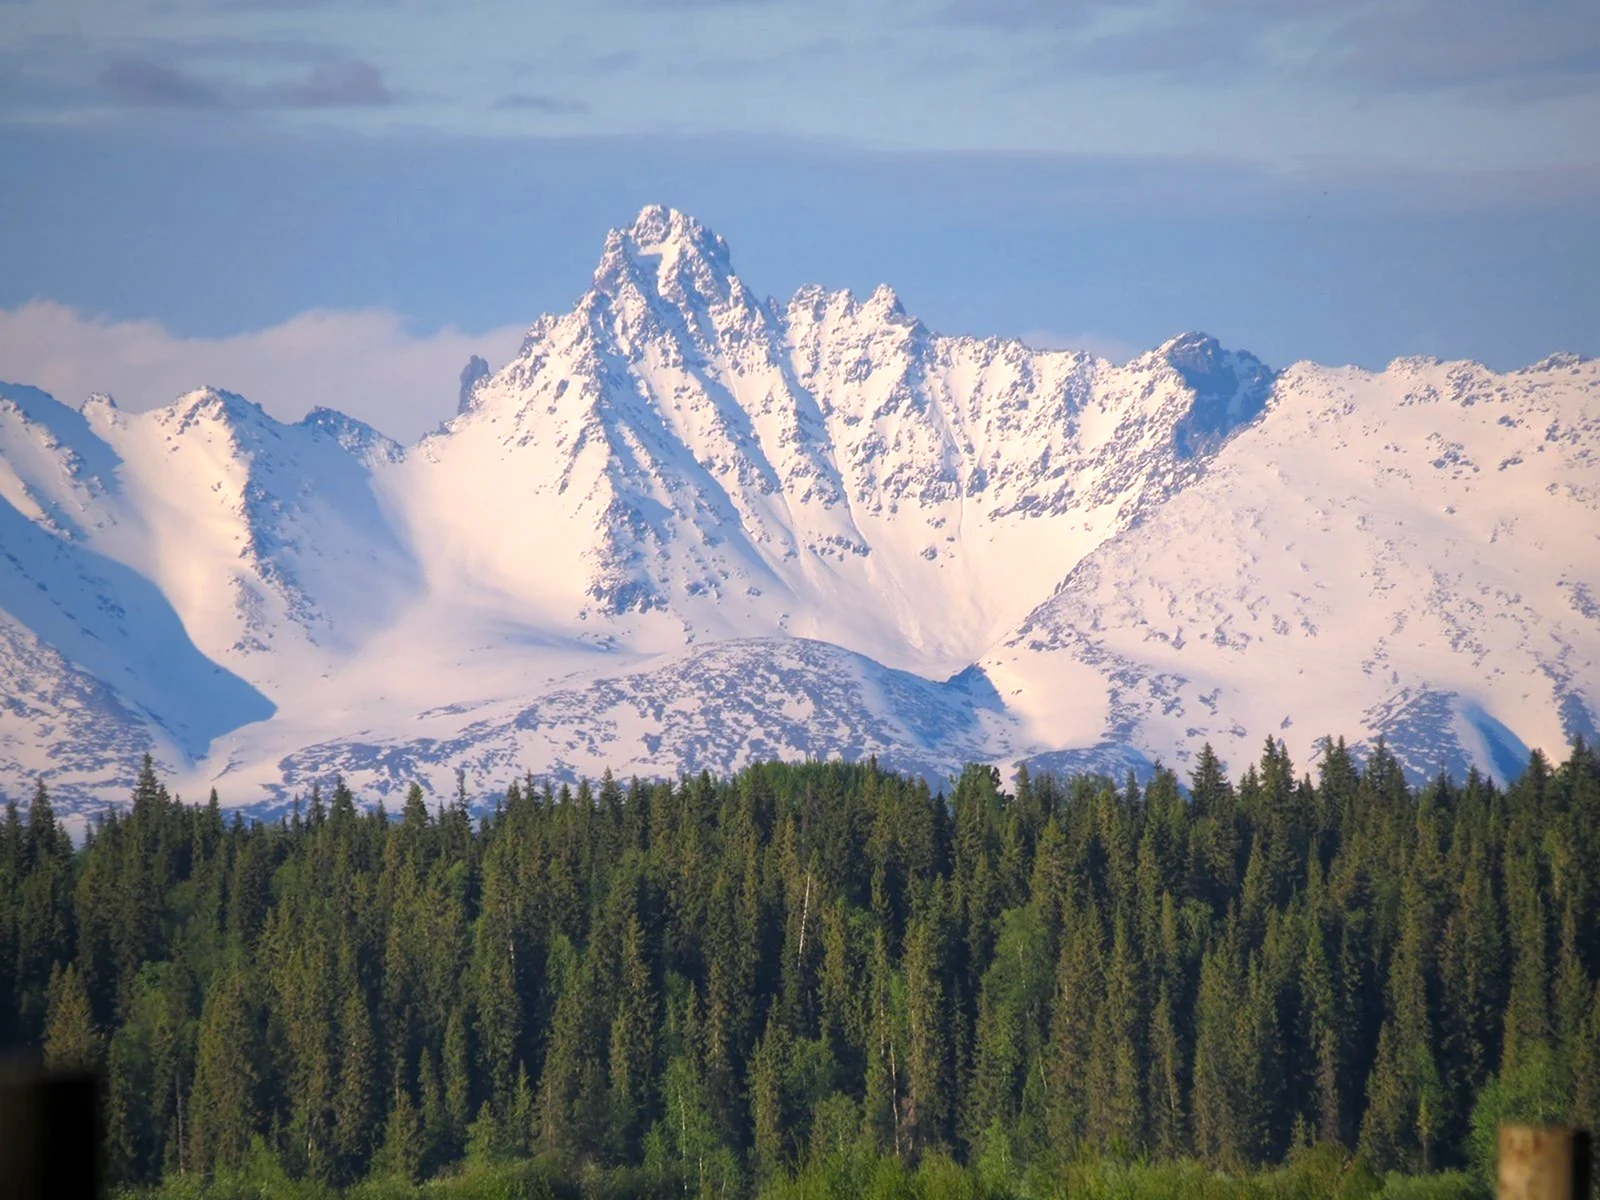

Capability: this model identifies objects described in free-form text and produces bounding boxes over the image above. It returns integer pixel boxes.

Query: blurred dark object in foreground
[0,1059,100,1199]
[1499,1124,1592,1199]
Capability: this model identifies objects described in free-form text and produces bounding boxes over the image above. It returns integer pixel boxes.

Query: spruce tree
[188,962,260,1175]
[609,909,658,1154]
[902,887,952,1157]
[332,944,377,1181]
[443,1008,472,1162]
[1299,916,1343,1145]
[372,1083,423,1182]
[43,962,99,1072]
[749,1010,792,1181]
[1190,923,1264,1167]
[1043,895,1102,1159]
[1086,915,1143,1155]
[1147,981,1187,1159]
[536,939,607,1161]
[1502,855,1551,1075]
[1357,883,1444,1173]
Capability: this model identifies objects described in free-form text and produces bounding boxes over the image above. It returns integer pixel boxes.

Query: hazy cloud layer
[100,56,391,108]
[0,0,1592,172]
[0,303,525,443]
[0,0,1593,384]
[934,0,1096,31]
[928,0,1600,93]
[218,0,403,11]
[1325,2,1600,95]
[492,92,589,114]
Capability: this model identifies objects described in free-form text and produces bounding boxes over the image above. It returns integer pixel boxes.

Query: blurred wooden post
[1498,1125,1591,1199]
[0,1062,100,1199]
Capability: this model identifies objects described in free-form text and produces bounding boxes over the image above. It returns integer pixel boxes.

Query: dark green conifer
[43,961,99,1071]
[187,962,260,1175]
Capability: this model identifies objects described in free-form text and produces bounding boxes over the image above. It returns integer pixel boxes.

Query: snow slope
[0,207,1594,811]
[988,353,1600,783]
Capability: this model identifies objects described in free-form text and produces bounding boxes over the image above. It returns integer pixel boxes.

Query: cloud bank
[0,302,525,443]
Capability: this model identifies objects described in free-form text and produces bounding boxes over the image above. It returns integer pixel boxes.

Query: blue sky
[0,0,1595,439]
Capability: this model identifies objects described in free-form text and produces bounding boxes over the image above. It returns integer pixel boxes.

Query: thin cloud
[1080,21,1257,77]
[0,302,526,443]
[1325,1,1600,95]
[268,59,390,107]
[607,0,784,9]
[219,0,399,9]
[679,36,857,81]
[99,56,392,110]
[97,34,367,67]
[924,0,1600,94]
[933,0,1098,30]
[100,59,223,108]
[588,51,641,73]
[492,93,590,115]
[503,40,640,78]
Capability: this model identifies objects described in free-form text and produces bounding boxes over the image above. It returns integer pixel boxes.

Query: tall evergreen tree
[188,962,261,1175]
[42,962,99,1072]
[902,886,952,1157]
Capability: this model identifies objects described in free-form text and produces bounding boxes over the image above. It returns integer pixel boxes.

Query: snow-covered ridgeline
[0,206,1595,811]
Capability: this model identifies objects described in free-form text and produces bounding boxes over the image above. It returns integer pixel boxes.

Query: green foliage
[10,740,1599,1200]
[1466,1041,1569,1182]
[43,960,100,1070]
[1374,1172,1486,1200]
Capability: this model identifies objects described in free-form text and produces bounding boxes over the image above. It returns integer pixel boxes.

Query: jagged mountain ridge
[419,208,1277,680]
[0,206,1594,814]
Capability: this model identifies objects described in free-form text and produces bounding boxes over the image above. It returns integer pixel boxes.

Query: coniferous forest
[5,740,1600,1199]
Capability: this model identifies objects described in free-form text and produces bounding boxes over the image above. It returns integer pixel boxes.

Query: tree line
[2,738,1598,1194]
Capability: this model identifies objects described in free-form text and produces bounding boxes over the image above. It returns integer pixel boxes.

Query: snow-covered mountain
[1,206,1595,813]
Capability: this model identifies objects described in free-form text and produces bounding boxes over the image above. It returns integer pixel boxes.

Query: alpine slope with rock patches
[0,206,1594,812]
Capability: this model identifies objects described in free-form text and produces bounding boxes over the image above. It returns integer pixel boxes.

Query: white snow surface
[1,206,1595,812]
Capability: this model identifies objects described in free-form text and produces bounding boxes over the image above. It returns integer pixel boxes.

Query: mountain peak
[0,382,114,468]
[593,205,732,279]
[150,388,279,444]
[1523,351,1593,373]
[458,355,491,415]
[1147,333,1277,459]
[298,407,404,464]
[865,282,905,317]
[173,386,261,417]
[591,206,738,315]
[1149,331,1271,384]
[626,205,727,261]
[1159,330,1222,359]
